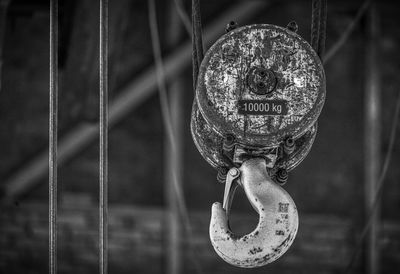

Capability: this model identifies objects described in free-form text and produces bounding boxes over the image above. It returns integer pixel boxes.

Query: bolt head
[247,67,277,95]
[229,168,239,176]
[285,137,294,146]
[278,169,288,177]
[287,21,298,33]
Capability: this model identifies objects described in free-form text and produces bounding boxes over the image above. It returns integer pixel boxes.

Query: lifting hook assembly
[210,158,298,267]
[191,23,325,267]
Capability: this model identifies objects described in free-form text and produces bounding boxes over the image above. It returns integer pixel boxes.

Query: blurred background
[0,0,399,273]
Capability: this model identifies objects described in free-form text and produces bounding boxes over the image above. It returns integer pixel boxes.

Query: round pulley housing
[191,24,325,174]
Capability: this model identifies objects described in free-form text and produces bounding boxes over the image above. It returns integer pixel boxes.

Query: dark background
[0,0,399,273]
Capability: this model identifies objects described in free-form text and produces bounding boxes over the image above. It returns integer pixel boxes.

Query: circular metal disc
[196,24,325,147]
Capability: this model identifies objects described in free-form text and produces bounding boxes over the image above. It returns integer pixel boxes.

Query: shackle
[209,158,298,268]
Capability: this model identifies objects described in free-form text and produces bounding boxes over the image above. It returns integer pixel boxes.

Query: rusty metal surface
[191,23,325,268]
[191,100,317,172]
[277,123,317,171]
[210,158,298,268]
[196,24,325,147]
[191,100,224,168]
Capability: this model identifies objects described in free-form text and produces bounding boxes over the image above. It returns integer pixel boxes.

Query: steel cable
[49,0,58,273]
[191,0,204,90]
[310,0,321,53]
[99,0,109,273]
[318,0,327,59]
[311,0,327,60]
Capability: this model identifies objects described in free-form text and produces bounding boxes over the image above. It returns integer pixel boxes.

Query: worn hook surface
[209,158,298,268]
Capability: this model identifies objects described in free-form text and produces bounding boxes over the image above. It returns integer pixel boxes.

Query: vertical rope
[99,0,109,273]
[310,0,320,52]
[49,0,58,273]
[318,0,327,59]
[310,0,327,60]
[191,0,204,90]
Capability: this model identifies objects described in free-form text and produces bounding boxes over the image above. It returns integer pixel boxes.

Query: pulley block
[190,23,326,267]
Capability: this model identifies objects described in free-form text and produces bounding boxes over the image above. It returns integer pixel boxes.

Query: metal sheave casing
[196,24,325,145]
[191,24,325,170]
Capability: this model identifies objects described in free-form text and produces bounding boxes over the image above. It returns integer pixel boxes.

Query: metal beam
[2,1,266,201]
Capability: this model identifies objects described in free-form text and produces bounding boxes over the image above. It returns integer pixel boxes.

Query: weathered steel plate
[196,24,325,147]
[190,101,317,172]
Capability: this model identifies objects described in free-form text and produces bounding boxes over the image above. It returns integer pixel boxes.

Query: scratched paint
[195,24,325,147]
[191,100,317,171]
[191,24,325,268]
[209,158,298,267]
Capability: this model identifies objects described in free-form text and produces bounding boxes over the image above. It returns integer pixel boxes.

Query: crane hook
[209,158,299,268]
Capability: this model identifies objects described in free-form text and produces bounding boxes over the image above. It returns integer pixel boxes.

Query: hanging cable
[311,0,321,53]
[99,0,109,273]
[311,0,327,60]
[318,0,327,59]
[148,1,203,273]
[191,0,204,90]
[323,0,371,64]
[344,91,400,273]
[49,0,58,273]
